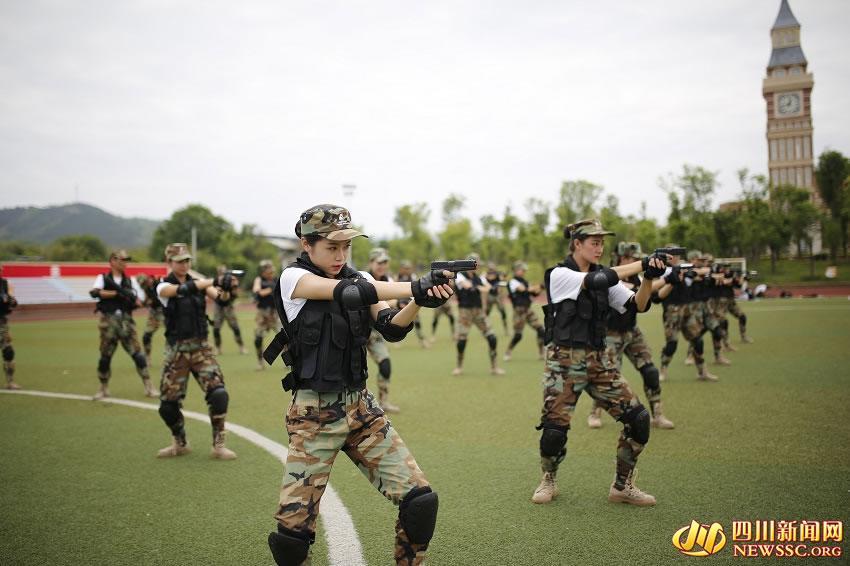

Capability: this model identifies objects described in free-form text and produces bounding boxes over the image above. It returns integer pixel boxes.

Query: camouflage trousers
[142,308,165,359]
[98,312,149,384]
[485,296,508,330]
[431,302,455,335]
[255,307,280,359]
[213,303,243,349]
[1,316,14,381]
[540,345,645,481]
[367,330,391,397]
[507,305,544,354]
[724,297,748,337]
[682,301,722,362]
[660,304,683,367]
[276,388,431,565]
[159,338,227,442]
[456,307,497,367]
[596,327,661,411]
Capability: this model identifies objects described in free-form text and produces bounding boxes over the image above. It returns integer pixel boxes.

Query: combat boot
[531,471,559,504]
[5,381,21,390]
[742,335,754,344]
[723,341,738,352]
[211,431,237,460]
[379,391,400,414]
[651,402,675,429]
[93,384,110,400]
[451,367,463,376]
[142,379,159,398]
[503,350,512,361]
[239,345,247,355]
[696,368,719,382]
[684,355,695,366]
[157,437,191,458]
[608,470,656,506]
[659,366,667,382]
[714,354,732,366]
[491,366,506,376]
[256,359,265,371]
[587,407,603,429]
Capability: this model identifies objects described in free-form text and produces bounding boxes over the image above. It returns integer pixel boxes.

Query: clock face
[777,92,802,116]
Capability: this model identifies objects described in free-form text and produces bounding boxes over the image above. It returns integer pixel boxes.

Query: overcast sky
[2,0,848,239]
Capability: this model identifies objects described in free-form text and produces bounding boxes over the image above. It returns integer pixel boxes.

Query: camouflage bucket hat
[164,242,192,262]
[565,219,615,239]
[109,249,132,261]
[513,261,528,271]
[299,204,367,241]
[369,247,390,263]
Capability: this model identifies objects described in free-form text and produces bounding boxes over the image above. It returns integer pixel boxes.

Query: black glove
[663,266,681,285]
[411,270,451,308]
[8,295,17,308]
[642,254,666,280]
[89,289,101,299]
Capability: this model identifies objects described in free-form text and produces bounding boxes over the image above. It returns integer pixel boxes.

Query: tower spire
[772,0,800,31]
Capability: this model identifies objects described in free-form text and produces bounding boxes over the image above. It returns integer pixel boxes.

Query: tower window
[803,137,811,159]
[789,66,802,75]
[804,167,812,187]
[770,140,778,161]
[773,68,786,78]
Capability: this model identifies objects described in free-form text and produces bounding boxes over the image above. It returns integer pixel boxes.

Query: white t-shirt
[92,273,145,303]
[279,268,377,322]
[155,281,172,307]
[508,278,524,294]
[547,266,633,314]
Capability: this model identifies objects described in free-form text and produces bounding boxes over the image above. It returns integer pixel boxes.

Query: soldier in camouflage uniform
[682,254,732,367]
[253,260,280,370]
[430,299,455,338]
[453,253,504,376]
[484,262,509,336]
[0,267,21,389]
[366,247,400,413]
[265,204,454,566]
[89,250,157,399]
[154,243,237,460]
[502,261,545,361]
[137,273,165,362]
[725,270,754,344]
[212,265,247,355]
[532,219,666,507]
[587,249,674,430]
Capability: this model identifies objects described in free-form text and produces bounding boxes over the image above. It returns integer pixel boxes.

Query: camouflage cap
[468,252,481,262]
[565,219,615,239]
[164,243,192,262]
[513,260,528,271]
[299,204,366,241]
[109,249,132,261]
[259,259,274,271]
[399,259,413,269]
[369,247,390,263]
[687,250,703,261]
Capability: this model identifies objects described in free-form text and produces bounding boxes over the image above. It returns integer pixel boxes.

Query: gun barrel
[431,260,479,272]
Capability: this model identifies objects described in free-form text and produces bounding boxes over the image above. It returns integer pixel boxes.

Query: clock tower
[762,0,815,193]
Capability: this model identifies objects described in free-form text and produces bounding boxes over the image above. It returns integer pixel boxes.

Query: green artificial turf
[1,298,848,564]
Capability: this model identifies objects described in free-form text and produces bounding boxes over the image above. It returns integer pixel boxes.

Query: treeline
[370,152,849,278]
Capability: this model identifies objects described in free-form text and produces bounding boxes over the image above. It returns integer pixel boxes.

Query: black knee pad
[539,424,568,458]
[740,314,747,326]
[158,400,182,427]
[662,340,678,357]
[206,387,229,414]
[399,486,439,545]
[132,352,147,370]
[639,364,660,391]
[486,334,497,350]
[97,356,111,374]
[711,326,724,341]
[536,327,545,341]
[213,328,222,341]
[2,346,13,362]
[378,358,391,380]
[721,319,729,332]
[254,336,263,350]
[233,328,242,339]
[456,339,467,355]
[268,525,312,566]
[620,404,650,444]
[142,332,153,347]
[693,337,705,356]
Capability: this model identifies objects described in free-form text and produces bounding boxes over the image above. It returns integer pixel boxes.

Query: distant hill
[0,203,161,248]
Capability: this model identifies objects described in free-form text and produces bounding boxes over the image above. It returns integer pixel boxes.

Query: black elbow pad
[374,308,413,342]
[333,278,379,310]
[176,280,197,297]
[585,268,619,290]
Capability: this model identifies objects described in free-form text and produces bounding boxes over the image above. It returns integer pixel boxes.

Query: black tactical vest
[607,274,641,333]
[662,278,691,307]
[0,278,11,316]
[543,256,610,350]
[144,278,163,311]
[508,276,533,308]
[97,272,136,314]
[486,272,501,297]
[257,277,276,310]
[456,273,484,308]
[163,273,208,345]
[274,254,371,393]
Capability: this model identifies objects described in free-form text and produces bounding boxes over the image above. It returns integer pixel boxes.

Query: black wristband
[176,280,197,297]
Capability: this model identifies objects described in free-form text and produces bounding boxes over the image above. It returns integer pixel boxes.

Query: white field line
[0,389,366,566]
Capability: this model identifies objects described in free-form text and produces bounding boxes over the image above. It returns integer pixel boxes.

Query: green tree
[388,203,435,268]
[815,150,850,258]
[437,195,473,260]
[660,165,720,253]
[47,235,108,261]
[149,204,232,269]
[555,180,602,228]
[0,241,45,261]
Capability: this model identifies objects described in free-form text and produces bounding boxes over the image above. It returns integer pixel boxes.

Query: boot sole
[607,494,656,506]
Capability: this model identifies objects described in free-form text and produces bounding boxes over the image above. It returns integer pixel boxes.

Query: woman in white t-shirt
[531,219,667,509]
[266,204,453,566]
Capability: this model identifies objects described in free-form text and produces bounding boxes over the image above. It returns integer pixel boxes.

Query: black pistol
[430,259,479,273]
